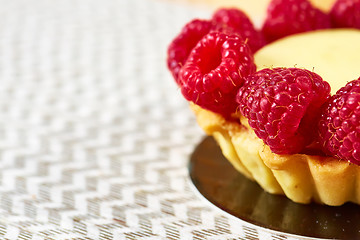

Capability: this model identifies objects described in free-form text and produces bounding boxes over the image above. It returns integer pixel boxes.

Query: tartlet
[167,0,360,206]
[192,29,360,206]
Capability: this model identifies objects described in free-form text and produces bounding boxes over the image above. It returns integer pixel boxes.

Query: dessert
[167,0,360,206]
[192,29,360,206]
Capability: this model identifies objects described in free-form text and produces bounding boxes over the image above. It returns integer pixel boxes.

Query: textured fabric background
[0,0,302,239]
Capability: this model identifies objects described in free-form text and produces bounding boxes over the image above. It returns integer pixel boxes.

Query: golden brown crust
[192,104,360,206]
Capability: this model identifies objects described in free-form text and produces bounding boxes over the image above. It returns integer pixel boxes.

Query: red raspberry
[167,19,212,84]
[211,8,266,53]
[318,79,360,165]
[237,68,331,154]
[330,0,360,28]
[262,0,331,42]
[179,32,256,117]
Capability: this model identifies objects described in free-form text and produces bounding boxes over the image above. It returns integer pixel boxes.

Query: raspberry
[167,9,264,85]
[179,32,256,117]
[167,19,212,84]
[237,68,331,154]
[330,0,360,28]
[211,8,266,53]
[318,79,360,165]
[262,0,331,42]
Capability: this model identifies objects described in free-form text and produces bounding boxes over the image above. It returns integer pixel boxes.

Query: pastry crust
[191,104,360,206]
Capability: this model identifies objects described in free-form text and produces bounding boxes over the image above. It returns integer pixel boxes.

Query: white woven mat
[0,0,304,239]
